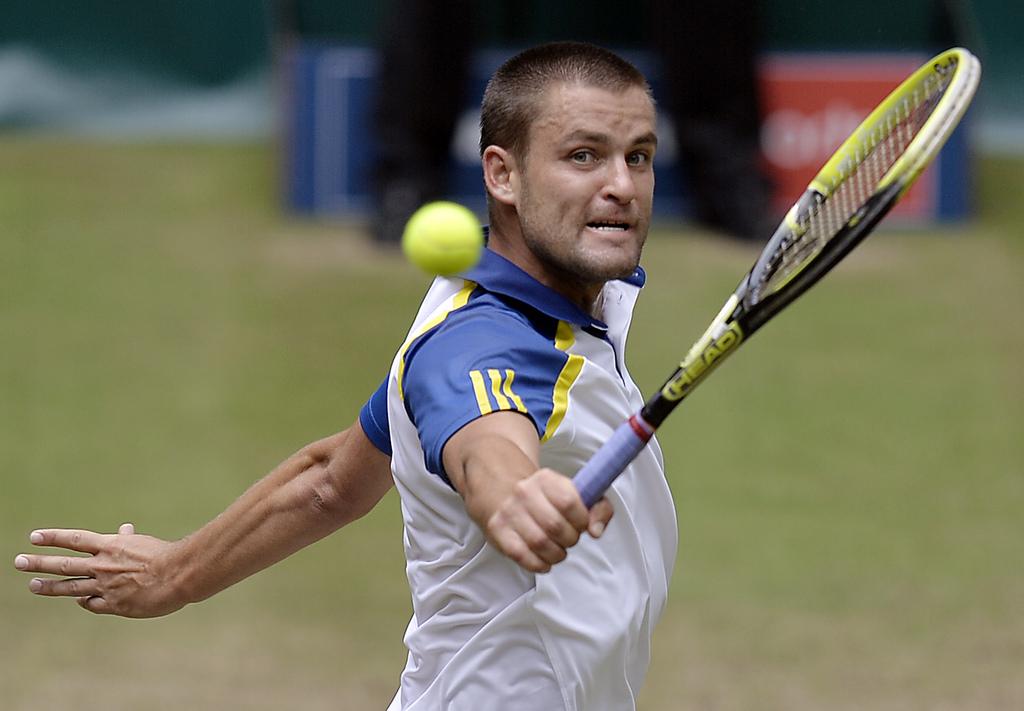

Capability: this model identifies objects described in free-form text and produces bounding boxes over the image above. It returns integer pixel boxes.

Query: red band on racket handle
[628,413,655,441]
[573,412,654,508]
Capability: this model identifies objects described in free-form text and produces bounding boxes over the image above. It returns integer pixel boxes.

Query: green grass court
[2,138,1022,709]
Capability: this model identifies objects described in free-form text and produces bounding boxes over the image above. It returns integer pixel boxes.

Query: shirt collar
[461,234,646,331]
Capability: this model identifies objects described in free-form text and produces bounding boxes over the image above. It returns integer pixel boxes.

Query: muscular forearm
[173,425,392,604]
[17,419,392,617]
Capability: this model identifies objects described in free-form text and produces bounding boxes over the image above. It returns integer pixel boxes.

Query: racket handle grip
[573,413,654,508]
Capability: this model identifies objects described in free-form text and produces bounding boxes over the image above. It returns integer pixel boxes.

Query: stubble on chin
[516,188,648,290]
[525,227,643,288]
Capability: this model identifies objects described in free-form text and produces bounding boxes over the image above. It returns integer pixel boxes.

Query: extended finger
[29,529,106,554]
[29,577,100,598]
[14,553,94,577]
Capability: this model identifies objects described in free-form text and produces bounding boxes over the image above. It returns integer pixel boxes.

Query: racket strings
[764,70,951,291]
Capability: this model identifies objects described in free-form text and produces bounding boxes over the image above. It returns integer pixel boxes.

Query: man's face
[515,82,657,293]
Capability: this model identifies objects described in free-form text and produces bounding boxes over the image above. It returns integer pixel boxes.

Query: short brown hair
[479,41,653,162]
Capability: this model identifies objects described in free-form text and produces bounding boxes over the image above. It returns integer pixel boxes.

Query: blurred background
[3,1,1022,709]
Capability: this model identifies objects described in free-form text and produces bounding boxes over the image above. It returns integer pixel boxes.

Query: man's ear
[482,146,518,206]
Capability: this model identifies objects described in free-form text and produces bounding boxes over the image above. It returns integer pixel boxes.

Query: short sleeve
[401,306,568,482]
[358,378,392,455]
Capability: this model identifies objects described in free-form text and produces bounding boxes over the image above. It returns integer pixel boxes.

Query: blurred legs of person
[648,0,776,240]
[371,0,476,245]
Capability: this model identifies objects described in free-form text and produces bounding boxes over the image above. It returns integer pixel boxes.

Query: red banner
[760,54,934,220]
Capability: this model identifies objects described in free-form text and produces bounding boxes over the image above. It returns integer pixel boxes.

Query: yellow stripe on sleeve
[502,369,528,413]
[487,369,511,410]
[396,281,476,399]
[469,370,493,415]
[476,369,527,416]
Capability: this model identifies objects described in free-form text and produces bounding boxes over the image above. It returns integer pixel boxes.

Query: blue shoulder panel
[402,294,567,483]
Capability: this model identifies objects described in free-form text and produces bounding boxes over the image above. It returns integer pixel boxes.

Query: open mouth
[586,220,631,232]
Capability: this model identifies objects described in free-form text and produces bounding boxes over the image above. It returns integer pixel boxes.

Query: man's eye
[627,152,650,166]
[571,151,594,164]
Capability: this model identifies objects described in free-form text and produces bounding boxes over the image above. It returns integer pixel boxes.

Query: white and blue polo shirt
[361,248,677,711]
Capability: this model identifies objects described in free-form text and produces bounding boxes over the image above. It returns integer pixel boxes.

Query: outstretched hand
[14,523,187,618]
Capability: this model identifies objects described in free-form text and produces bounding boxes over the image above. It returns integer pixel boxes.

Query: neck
[487,224,604,315]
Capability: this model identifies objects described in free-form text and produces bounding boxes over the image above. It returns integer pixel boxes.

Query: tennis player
[16,42,676,710]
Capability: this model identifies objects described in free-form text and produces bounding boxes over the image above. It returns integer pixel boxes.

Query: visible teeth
[589,223,627,231]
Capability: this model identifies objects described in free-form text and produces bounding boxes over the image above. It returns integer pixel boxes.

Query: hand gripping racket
[573,47,981,507]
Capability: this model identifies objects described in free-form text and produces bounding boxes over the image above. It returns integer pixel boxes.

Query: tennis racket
[573,47,981,507]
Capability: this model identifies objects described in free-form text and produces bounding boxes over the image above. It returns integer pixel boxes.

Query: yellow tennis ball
[402,201,484,276]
